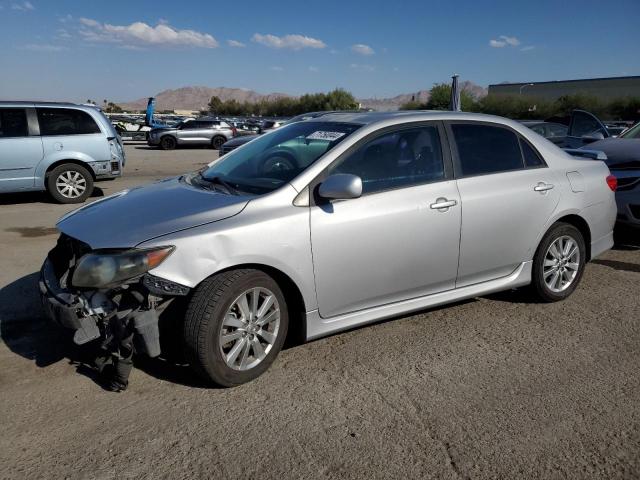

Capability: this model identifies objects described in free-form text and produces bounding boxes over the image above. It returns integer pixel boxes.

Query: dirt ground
[1,144,639,479]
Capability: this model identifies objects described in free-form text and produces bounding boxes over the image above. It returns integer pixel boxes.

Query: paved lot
[1,145,639,479]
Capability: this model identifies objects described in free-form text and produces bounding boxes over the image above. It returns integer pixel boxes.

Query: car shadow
[591,259,640,273]
[0,272,211,390]
[0,187,104,206]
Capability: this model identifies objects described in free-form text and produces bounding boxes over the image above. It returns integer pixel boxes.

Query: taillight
[606,174,617,191]
[231,127,237,137]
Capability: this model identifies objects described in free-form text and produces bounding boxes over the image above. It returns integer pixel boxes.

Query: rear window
[0,108,29,138]
[520,138,545,168]
[37,108,101,136]
[451,124,524,176]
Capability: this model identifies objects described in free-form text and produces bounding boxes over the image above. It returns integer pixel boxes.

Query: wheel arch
[550,214,592,261]
[201,263,307,346]
[45,159,97,180]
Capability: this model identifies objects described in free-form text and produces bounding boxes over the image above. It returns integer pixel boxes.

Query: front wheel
[183,269,289,387]
[160,136,177,150]
[211,136,226,150]
[531,222,586,302]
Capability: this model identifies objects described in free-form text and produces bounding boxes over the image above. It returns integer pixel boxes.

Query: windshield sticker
[306,131,346,141]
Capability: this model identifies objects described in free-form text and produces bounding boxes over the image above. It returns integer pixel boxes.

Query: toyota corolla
[40,111,617,389]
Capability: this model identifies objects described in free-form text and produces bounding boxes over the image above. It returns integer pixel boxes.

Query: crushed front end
[39,233,189,389]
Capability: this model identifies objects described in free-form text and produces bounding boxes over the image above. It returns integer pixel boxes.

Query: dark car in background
[521,121,568,145]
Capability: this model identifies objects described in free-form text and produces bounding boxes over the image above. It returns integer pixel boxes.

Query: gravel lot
[1,144,639,479]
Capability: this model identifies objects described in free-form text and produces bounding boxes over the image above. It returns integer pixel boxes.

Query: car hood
[582,138,640,168]
[223,134,259,147]
[57,176,251,249]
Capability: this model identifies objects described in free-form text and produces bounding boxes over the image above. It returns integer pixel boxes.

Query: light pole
[519,83,534,95]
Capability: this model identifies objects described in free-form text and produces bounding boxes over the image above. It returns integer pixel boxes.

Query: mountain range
[120,82,487,112]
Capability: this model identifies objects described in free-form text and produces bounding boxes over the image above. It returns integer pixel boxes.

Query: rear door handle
[430,198,457,210]
[534,182,554,192]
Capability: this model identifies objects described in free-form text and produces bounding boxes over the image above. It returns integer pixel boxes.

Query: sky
[1,0,639,103]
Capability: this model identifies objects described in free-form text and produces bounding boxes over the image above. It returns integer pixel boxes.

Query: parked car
[147,118,236,150]
[521,121,568,145]
[0,101,124,203]
[574,115,640,230]
[41,111,616,387]
[219,111,344,156]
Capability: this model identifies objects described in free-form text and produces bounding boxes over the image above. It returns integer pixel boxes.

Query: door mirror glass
[318,174,363,200]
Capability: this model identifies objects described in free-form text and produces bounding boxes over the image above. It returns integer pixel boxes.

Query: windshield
[620,123,640,139]
[201,121,360,194]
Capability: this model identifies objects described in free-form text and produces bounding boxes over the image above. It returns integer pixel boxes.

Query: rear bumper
[88,160,123,180]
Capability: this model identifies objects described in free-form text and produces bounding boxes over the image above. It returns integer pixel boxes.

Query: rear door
[447,122,560,287]
[310,122,462,318]
[178,121,215,145]
[565,110,610,148]
[0,107,43,192]
[37,107,109,165]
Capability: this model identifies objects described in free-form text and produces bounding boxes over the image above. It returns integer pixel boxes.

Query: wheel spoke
[549,271,560,289]
[543,258,556,267]
[250,288,260,318]
[256,309,278,327]
[239,339,251,369]
[223,315,246,329]
[226,337,246,365]
[544,268,555,278]
[220,330,244,345]
[258,329,276,344]
[566,246,578,259]
[549,242,562,259]
[256,295,274,319]
[251,337,266,361]
[566,262,579,271]
[237,294,251,321]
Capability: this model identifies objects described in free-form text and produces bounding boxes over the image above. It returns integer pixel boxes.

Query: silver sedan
[41,111,617,387]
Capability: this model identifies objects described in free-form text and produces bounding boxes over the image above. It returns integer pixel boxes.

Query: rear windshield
[201,121,360,194]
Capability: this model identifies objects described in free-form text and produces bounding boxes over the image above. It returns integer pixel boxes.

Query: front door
[0,107,43,192]
[310,123,461,318]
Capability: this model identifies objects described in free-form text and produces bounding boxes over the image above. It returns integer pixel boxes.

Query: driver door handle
[534,182,554,192]
[430,198,457,210]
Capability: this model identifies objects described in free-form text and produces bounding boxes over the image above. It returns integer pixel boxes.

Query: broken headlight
[71,246,174,288]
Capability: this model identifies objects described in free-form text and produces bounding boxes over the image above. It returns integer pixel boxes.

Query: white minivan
[0,102,124,203]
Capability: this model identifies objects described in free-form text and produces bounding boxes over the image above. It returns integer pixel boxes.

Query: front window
[200,121,360,194]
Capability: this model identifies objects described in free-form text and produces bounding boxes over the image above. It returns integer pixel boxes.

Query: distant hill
[119,81,488,112]
[120,86,290,112]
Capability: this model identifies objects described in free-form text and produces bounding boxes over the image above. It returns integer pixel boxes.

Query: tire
[46,163,94,204]
[530,222,586,302]
[160,136,177,150]
[183,269,289,387]
[211,136,226,150]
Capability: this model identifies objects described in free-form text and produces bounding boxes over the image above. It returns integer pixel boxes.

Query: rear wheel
[46,163,93,204]
[183,269,288,387]
[211,136,226,150]
[160,136,177,150]
[531,222,586,302]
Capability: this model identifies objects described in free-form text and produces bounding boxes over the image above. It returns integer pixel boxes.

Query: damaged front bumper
[39,253,188,357]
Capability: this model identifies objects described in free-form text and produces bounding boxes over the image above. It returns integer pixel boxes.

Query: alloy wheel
[218,287,280,371]
[55,171,87,199]
[543,235,580,293]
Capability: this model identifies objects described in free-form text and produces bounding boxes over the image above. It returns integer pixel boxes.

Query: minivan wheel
[531,222,586,302]
[46,163,94,204]
[183,269,289,387]
[211,136,226,150]
[160,136,177,150]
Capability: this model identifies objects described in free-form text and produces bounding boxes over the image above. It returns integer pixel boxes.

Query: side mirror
[581,131,605,143]
[318,174,363,200]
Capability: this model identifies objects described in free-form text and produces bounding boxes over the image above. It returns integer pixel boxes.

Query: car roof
[0,101,99,111]
[308,110,515,126]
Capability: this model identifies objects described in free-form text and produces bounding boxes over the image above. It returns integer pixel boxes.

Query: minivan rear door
[0,107,44,192]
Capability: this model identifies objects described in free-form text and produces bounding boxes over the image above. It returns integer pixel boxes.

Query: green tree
[105,102,123,113]
[208,96,223,113]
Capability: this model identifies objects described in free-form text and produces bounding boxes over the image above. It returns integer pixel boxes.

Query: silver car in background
[147,118,236,150]
[40,111,616,386]
[0,102,124,203]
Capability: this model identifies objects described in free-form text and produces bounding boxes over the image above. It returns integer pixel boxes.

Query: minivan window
[451,124,524,176]
[329,125,445,194]
[37,108,101,136]
[0,108,29,138]
[200,121,360,194]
